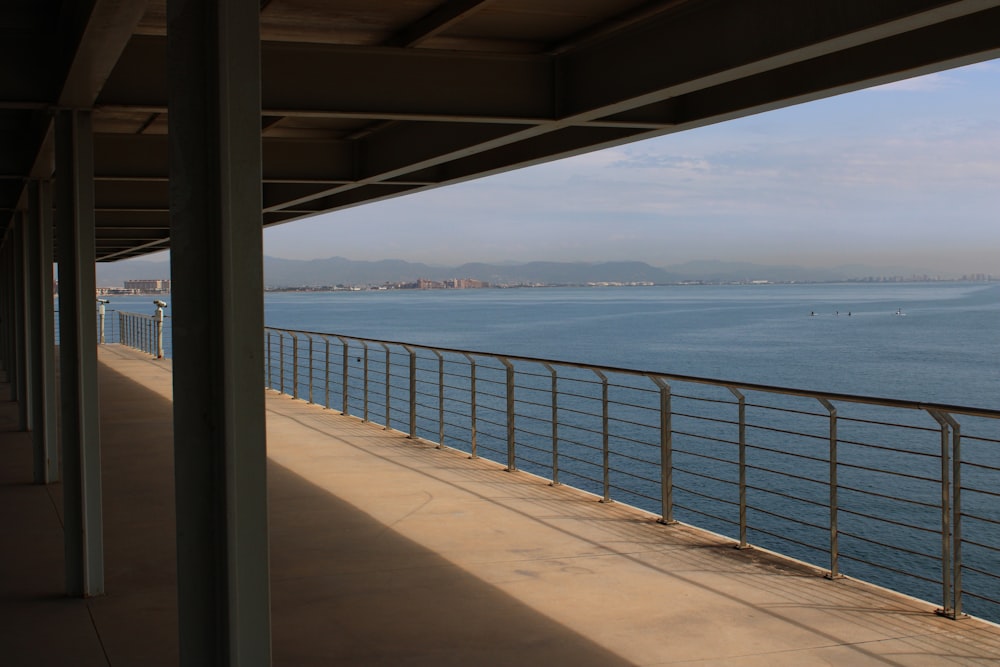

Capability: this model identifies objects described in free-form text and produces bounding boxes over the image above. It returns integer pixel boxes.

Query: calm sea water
[107,282,999,619]
[263,282,1000,410]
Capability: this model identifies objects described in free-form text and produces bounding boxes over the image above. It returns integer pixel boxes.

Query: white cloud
[870,71,957,93]
[263,60,1000,274]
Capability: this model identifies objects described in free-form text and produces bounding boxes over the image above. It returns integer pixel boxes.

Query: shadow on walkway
[1,354,633,666]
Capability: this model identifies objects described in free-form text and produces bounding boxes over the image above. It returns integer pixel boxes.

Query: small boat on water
[895,308,906,316]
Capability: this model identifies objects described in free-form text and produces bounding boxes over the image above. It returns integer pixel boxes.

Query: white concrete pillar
[167,0,271,663]
[12,213,28,432]
[55,109,104,597]
[27,180,59,483]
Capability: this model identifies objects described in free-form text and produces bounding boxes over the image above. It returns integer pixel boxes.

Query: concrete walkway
[3,345,1000,665]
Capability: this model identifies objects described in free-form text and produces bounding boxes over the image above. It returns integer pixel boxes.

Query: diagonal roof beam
[96,236,169,262]
[265,4,1000,215]
[560,0,1000,118]
[256,0,500,147]
[27,0,149,181]
[93,0,1000,221]
[547,0,692,56]
[100,1,1000,127]
[59,0,150,108]
[385,0,498,48]
[94,133,362,183]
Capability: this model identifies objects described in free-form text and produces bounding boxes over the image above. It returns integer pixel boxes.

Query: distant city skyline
[139,60,1000,275]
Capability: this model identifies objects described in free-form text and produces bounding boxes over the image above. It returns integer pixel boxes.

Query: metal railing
[117,310,171,359]
[60,304,126,347]
[262,326,1000,623]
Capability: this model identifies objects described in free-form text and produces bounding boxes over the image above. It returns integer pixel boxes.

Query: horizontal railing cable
[256,326,1000,624]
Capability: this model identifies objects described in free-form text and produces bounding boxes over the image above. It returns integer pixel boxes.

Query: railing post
[462,353,477,459]
[649,376,674,524]
[929,409,963,618]
[266,330,272,389]
[928,409,954,618]
[279,332,285,394]
[499,357,515,471]
[433,350,444,448]
[380,343,391,430]
[405,345,417,438]
[593,369,610,503]
[818,398,841,578]
[307,335,314,404]
[728,387,748,548]
[291,333,299,399]
[951,415,963,619]
[362,342,370,422]
[337,336,349,415]
[543,363,559,485]
[324,336,331,409]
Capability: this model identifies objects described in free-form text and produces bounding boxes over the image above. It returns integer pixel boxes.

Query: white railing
[262,326,1000,624]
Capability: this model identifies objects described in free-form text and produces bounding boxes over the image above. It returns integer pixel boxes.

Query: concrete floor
[2,345,1000,665]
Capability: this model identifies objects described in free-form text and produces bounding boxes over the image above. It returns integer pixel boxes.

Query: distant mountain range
[95,255,949,288]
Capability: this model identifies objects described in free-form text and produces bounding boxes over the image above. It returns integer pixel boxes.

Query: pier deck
[2,345,1000,665]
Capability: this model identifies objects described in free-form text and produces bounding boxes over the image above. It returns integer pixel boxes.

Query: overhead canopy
[3,0,1000,261]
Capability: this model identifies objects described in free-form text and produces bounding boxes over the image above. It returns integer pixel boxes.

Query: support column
[27,180,59,483]
[20,211,35,435]
[1,239,10,382]
[12,214,28,429]
[168,1,271,664]
[55,109,104,597]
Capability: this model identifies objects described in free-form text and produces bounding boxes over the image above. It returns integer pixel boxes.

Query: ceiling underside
[2,0,1000,261]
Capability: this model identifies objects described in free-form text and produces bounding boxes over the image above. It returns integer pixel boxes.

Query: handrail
[262,325,1000,624]
[116,310,172,359]
[263,327,1000,421]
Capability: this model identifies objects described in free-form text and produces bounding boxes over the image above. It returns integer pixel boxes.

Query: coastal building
[123,278,171,293]
[406,277,489,289]
[1,2,999,665]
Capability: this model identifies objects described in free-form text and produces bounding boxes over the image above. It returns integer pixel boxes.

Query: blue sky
[258,59,999,275]
[129,60,994,276]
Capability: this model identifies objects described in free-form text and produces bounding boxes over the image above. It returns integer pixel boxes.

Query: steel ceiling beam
[562,0,1000,118]
[35,0,1000,259]
[262,4,1000,215]
[99,36,556,122]
[385,0,498,48]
